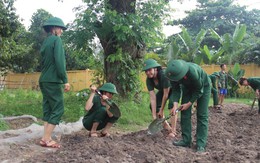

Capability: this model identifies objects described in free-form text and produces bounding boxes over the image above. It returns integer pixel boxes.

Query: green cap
[43,17,67,30]
[142,59,161,71]
[165,60,189,81]
[99,83,118,94]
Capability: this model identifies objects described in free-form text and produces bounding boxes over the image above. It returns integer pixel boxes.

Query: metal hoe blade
[95,90,121,118]
[147,107,181,135]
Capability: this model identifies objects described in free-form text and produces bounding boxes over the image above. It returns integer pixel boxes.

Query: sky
[14,0,260,35]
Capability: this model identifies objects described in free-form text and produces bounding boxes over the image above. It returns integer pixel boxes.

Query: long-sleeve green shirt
[209,74,217,89]
[218,71,228,88]
[170,63,210,103]
[39,33,68,84]
[146,69,171,91]
[248,78,260,91]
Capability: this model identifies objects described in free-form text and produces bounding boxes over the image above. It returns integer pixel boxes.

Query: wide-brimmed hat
[142,59,161,71]
[43,17,67,30]
[99,83,118,94]
[165,60,189,81]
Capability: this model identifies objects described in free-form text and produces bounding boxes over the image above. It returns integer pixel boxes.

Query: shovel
[95,90,121,118]
[147,107,181,135]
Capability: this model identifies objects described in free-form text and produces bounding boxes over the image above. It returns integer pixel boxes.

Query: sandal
[39,139,46,146]
[40,140,61,148]
[89,131,98,137]
[100,131,110,137]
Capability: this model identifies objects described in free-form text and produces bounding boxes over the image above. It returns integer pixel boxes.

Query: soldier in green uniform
[165,59,211,152]
[209,72,221,110]
[239,77,260,114]
[218,64,228,108]
[39,17,70,148]
[143,59,177,138]
[83,83,119,137]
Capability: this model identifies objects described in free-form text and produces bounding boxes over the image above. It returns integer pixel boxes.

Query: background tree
[0,0,20,58]
[68,0,172,96]
[28,9,52,71]
[174,0,259,36]
[0,0,32,74]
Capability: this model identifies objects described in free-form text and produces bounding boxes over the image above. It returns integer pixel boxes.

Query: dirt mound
[1,103,260,163]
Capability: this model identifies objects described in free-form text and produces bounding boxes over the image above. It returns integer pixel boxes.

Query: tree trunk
[95,0,145,96]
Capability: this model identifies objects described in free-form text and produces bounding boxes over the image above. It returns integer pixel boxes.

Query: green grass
[0,89,253,131]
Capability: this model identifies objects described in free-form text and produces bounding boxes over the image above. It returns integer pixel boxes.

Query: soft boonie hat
[43,17,67,30]
[99,83,118,94]
[165,60,189,81]
[142,59,161,71]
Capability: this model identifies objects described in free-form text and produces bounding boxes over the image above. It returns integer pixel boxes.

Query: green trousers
[150,90,174,113]
[211,87,219,106]
[39,82,64,125]
[181,85,211,148]
[258,99,260,114]
[82,107,118,131]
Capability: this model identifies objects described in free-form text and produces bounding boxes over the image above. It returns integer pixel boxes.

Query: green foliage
[0,114,9,131]
[172,0,260,65]
[175,0,258,36]
[0,89,255,131]
[0,0,33,73]
[69,0,171,96]
[0,0,20,40]
[237,33,260,65]
[210,24,247,64]
[0,89,153,131]
[169,27,207,64]
[227,63,245,97]
[144,52,166,66]
[107,48,143,95]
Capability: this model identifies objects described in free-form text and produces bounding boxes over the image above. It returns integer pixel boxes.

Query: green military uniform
[218,71,228,88]
[166,60,211,151]
[247,78,260,113]
[82,83,119,131]
[82,95,119,130]
[39,17,68,125]
[209,72,219,106]
[146,69,174,112]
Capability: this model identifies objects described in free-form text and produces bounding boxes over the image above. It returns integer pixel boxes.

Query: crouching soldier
[83,83,119,137]
[239,77,260,114]
[165,59,211,152]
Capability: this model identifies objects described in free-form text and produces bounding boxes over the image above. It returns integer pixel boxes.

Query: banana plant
[209,24,247,64]
[227,63,245,97]
[198,45,225,64]
[176,27,207,64]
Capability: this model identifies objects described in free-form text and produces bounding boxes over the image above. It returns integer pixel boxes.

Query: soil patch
[0,103,259,163]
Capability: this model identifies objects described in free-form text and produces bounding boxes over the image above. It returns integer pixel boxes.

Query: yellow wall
[3,64,260,92]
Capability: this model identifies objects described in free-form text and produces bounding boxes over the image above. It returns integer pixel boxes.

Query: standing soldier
[165,59,211,152]
[209,72,221,111]
[239,77,260,114]
[39,17,70,148]
[143,59,177,138]
[218,64,228,108]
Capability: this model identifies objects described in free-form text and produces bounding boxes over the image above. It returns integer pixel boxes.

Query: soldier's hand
[90,85,97,93]
[64,83,70,92]
[180,102,192,111]
[158,109,163,118]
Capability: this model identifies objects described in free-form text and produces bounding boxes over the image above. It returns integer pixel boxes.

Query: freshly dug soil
[1,103,259,163]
